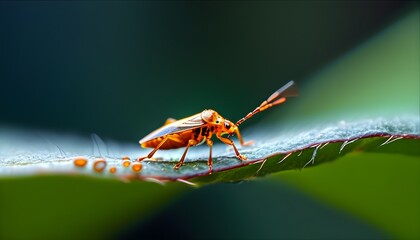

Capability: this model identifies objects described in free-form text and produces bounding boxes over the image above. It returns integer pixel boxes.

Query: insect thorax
[192,125,216,140]
[201,109,218,123]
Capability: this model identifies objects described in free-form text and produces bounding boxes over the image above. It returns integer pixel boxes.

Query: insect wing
[140,113,204,144]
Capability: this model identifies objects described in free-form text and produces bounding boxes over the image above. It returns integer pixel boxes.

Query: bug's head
[222,119,236,135]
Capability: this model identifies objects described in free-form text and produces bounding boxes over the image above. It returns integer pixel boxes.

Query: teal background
[0,1,415,141]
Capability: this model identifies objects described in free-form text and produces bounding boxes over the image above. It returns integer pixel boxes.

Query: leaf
[272,152,420,239]
[0,175,192,240]
[1,116,418,184]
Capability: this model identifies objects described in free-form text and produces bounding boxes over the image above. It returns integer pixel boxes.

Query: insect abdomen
[141,131,194,149]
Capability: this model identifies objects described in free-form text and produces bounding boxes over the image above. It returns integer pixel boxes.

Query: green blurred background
[0,1,416,141]
[1,1,419,240]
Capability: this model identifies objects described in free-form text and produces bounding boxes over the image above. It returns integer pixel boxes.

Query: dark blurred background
[0,1,415,142]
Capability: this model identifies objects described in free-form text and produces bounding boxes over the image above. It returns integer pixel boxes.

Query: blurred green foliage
[0,176,191,239]
[262,8,419,131]
[276,152,420,239]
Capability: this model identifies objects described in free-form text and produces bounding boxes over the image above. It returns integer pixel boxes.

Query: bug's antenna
[235,81,298,127]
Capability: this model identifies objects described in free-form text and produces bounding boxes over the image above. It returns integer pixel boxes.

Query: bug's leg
[217,135,247,160]
[235,127,254,147]
[174,139,198,170]
[137,136,170,161]
[206,139,213,173]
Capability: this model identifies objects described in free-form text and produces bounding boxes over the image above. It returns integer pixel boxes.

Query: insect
[137,81,298,172]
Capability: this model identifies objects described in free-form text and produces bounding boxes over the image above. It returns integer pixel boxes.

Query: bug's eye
[224,122,231,129]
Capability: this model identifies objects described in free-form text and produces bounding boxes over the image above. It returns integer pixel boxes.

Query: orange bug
[137,81,298,172]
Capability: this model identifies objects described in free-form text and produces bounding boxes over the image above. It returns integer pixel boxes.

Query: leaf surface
[1,117,418,185]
